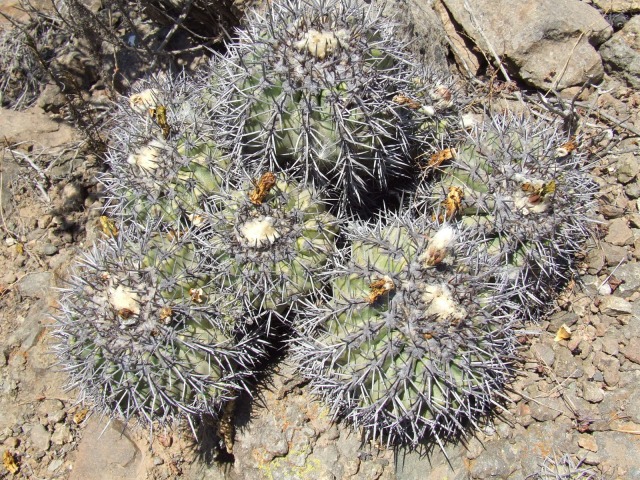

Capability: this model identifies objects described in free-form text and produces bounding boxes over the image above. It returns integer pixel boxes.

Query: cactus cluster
[54,0,596,451]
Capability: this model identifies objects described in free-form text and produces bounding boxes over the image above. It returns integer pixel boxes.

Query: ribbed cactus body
[414,114,596,318]
[203,0,459,212]
[194,173,339,320]
[103,78,228,227]
[292,214,515,446]
[54,222,265,426]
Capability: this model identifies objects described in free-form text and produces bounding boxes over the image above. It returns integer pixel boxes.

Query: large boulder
[592,0,640,13]
[600,15,640,88]
[437,0,612,89]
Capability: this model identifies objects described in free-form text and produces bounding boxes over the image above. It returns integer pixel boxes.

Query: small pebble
[39,243,59,256]
[578,434,598,452]
[48,458,64,472]
[582,382,605,403]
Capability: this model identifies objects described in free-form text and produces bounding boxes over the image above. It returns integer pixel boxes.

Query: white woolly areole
[513,191,551,214]
[422,283,467,321]
[512,175,552,215]
[379,275,394,291]
[108,284,141,315]
[238,216,282,247]
[293,29,348,60]
[419,224,456,268]
[127,139,166,172]
[129,88,159,113]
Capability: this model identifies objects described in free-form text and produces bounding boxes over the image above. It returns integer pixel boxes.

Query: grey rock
[51,423,72,445]
[626,315,640,339]
[264,432,289,457]
[7,299,47,350]
[29,423,51,452]
[4,436,20,448]
[37,399,66,425]
[600,15,640,88]
[578,340,593,360]
[529,399,563,422]
[582,382,605,403]
[593,0,640,13]
[601,242,629,265]
[614,261,640,297]
[585,248,606,274]
[598,355,621,386]
[599,295,633,315]
[439,0,611,89]
[600,203,625,219]
[554,346,584,379]
[621,337,640,364]
[48,458,64,472]
[605,218,634,246]
[591,431,640,477]
[37,243,59,256]
[231,363,394,480]
[626,180,640,199]
[601,335,620,356]
[0,427,11,443]
[0,106,79,153]
[547,311,579,335]
[70,418,144,480]
[404,0,451,66]
[16,272,53,298]
[36,83,66,113]
[530,343,555,367]
[61,182,87,211]
[37,214,53,230]
[2,272,17,285]
[396,441,468,479]
[468,441,518,479]
[616,153,639,184]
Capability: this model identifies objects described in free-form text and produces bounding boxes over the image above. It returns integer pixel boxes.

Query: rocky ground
[1,0,640,479]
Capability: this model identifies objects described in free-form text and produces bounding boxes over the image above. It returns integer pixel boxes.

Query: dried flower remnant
[420,224,456,267]
[368,276,395,304]
[3,450,19,474]
[436,186,464,222]
[99,216,119,237]
[555,136,578,157]
[392,94,422,110]
[249,172,277,205]
[149,105,172,139]
[129,88,159,113]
